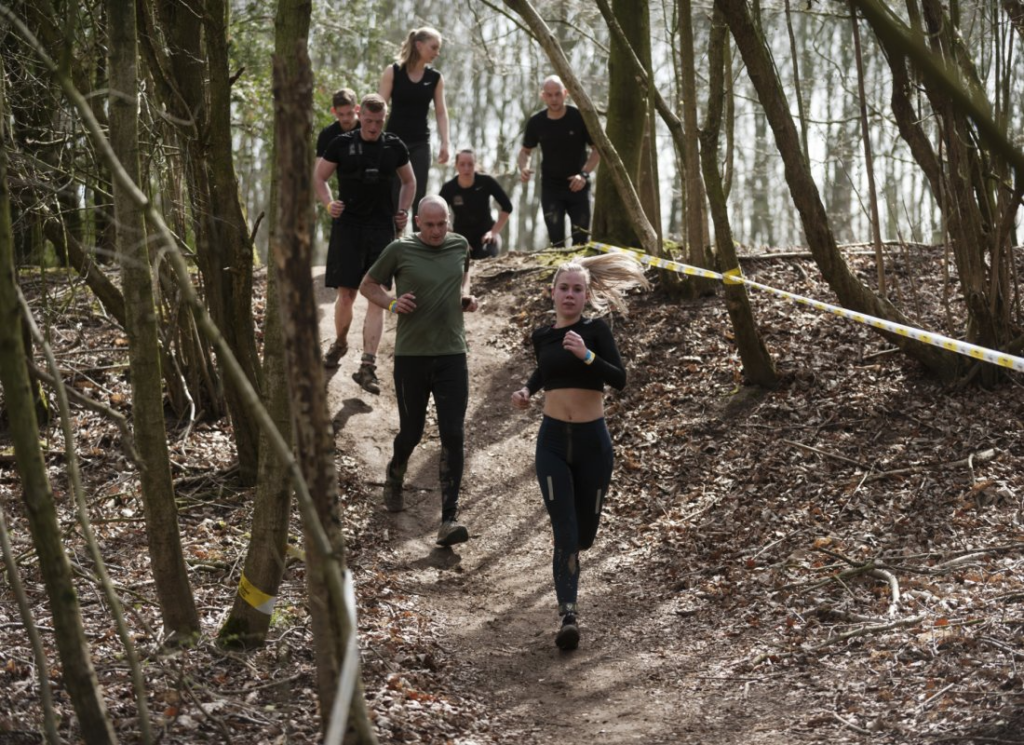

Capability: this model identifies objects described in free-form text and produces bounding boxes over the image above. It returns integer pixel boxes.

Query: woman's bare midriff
[542,388,604,422]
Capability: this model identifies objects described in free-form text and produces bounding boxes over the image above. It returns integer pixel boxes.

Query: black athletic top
[321,131,410,225]
[386,63,441,145]
[525,317,625,395]
[316,121,359,158]
[438,174,514,246]
[522,106,592,186]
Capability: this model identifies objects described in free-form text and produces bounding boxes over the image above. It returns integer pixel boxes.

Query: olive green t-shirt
[367,232,471,356]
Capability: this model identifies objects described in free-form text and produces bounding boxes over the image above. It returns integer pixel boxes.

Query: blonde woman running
[511,253,649,650]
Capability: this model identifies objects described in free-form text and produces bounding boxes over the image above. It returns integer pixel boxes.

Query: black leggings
[387,354,468,521]
[535,415,613,615]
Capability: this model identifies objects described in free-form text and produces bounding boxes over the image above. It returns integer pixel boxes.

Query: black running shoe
[383,480,404,512]
[555,613,580,650]
[352,362,380,395]
[323,339,348,368]
[436,520,469,547]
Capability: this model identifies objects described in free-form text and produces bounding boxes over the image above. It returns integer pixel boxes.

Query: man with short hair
[315,87,359,160]
[314,88,360,367]
[359,195,477,547]
[517,75,600,248]
[314,94,415,394]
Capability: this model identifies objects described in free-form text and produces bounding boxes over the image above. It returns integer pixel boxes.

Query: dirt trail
[315,264,821,745]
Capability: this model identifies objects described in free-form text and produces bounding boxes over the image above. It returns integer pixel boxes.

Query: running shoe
[352,362,380,395]
[383,480,404,512]
[436,519,469,547]
[323,339,348,368]
[555,613,580,650]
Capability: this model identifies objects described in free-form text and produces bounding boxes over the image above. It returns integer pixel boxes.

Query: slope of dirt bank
[324,261,808,745]
[330,249,1024,745]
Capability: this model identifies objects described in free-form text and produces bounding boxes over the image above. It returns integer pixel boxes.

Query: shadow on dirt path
[315,262,826,745]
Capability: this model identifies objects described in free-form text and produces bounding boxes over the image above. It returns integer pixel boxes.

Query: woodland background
[1,0,1023,743]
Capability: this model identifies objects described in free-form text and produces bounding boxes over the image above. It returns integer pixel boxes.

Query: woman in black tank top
[378,27,451,217]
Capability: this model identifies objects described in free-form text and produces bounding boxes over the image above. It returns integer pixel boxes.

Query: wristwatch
[579,171,590,180]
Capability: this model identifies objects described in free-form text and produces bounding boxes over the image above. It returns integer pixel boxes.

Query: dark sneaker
[383,481,404,512]
[436,520,469,547]
[555,614,580,650]
[323,339,348,368]
[352,363,380,395]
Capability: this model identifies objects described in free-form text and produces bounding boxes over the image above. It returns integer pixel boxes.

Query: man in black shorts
[517,75,601,248]
[314,88,359,363]
[313,94,415,394]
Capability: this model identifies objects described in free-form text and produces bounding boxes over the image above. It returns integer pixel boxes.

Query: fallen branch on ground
[749,613,927,668]
[861,448,997,483]
[783,439,866,468]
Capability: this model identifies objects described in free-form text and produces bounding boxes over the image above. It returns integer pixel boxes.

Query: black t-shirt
[386,63,441,145]
[315,120,359,158]
[525,317,625,394]
[438,174,514,246]
[322,131,410,225]
[522,106,592,185]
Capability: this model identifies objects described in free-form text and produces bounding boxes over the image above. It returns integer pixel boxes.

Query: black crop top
[525,317,626,395]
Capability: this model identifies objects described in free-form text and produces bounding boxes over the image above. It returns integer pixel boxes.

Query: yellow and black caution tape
[238,573,277,615]
[590,241,1024,374]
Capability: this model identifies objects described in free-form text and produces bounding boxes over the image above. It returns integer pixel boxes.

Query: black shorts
[325,220,395,289]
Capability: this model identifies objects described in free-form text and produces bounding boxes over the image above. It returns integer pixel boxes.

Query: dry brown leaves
[2,247,1023,743]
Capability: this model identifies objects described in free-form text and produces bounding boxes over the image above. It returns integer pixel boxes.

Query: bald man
[517,75,600,248]
[360,196,479,547]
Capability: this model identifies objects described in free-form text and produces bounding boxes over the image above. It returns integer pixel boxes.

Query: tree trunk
[219,0,295,639]
[850,3,887,296]
[853,0,1023,385]
[5,5,63,267]
[203,0,263,479]
[678,0,716,295]
[218,264,292,647]
[592,0,652,248]
[0,52,116,744]
[143,0,262,485]
[749,110,774,246]
[1004,0,1024,42]
[783,0,810,166]
[700,6,777,388]
[271,31,377,743]
[108,0,199,639]
[593,0,688,286]
[716,0,956,378]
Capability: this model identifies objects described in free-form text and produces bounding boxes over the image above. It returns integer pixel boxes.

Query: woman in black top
[511,253,649,650]
[439,149,514,259]
[378,27,451,217]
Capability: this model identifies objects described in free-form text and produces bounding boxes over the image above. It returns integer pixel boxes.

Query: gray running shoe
[383,481,404,512]
[436,519,469,547]
[352,362,380,395]
[555,613,580,650]
[323,339,348,368]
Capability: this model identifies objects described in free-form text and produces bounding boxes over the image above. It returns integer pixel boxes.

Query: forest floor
[2,245,1024,744]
